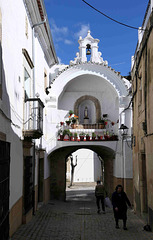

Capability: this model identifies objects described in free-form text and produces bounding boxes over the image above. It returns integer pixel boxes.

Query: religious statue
[84,106,89,119]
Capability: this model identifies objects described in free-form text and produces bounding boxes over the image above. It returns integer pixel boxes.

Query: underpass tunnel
[48,145,115,201]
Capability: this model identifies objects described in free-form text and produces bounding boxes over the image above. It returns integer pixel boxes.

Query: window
[24,68,31,99]
[22,49,33,99]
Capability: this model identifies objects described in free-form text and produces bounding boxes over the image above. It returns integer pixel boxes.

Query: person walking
[95,180,106,214]
[112,184,132,230]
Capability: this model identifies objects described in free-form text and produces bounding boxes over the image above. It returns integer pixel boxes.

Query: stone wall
[131,9,153,230]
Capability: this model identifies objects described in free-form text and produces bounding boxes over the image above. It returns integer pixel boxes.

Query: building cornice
[24,0,58,67]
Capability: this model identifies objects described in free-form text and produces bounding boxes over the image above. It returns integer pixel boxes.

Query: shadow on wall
[0,41,25,237]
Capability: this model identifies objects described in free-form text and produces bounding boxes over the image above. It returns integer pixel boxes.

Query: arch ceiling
[49,63,130,101]
[48,142,116,161]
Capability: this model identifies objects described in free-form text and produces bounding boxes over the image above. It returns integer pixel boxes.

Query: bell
[86,44,91,55]
[86,49,91,55]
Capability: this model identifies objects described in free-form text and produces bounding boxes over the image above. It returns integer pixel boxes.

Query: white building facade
[47,31,133,203]
[0,0,133,238]
[0,0,57,237]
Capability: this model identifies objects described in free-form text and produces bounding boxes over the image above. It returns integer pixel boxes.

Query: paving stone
[10,186,153,240]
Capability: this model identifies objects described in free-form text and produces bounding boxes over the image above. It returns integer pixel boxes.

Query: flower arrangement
[79,132,85,136]
[92,132,96,137]
[63,129,71,137]
[66,120,71,125]
[79,132,85,141]
[69,110,74,116]
[60,121,64,126]
[71,117,77,124]
[69,132,73,141]
[58,129,62,136]
[104,121,108,125]
[98,135,103,140]
[74,132,78,141]
[86,133,90,141]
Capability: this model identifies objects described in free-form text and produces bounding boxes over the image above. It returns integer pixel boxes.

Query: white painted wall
[72,149,101,182]
[0,0,52,209]
[58,74,119,124]
[113,138,133,179]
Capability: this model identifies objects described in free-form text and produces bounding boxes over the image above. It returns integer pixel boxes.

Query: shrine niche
[74,95,101,124]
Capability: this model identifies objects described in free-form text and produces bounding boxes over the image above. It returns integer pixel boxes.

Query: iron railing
[23,98,44,139]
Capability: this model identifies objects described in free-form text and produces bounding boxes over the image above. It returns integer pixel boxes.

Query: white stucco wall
[0,0,52,208]
[72,149,101,182]
[47,62,132,184]
[113,138,133,179]
[58,74,119,123]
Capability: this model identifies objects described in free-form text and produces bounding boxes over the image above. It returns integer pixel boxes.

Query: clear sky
[44,0,149,76]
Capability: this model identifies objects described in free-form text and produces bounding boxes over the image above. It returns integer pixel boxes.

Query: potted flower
[79,132,85,141]
[63,129,70,140]
[60,121,64,126]
[74,132,78,141]
[111,121,115,126]
[71,117,77,129]
[92,132,96,140]
[58,129,64,141]
[66,120,71,126]
[104,120,108,126]
[99,119,105,129]
[104,131,109,140]
[98,135,103,141]
[69,132,73,141]
[71,117,77,124]
[86,133,90,141]
[69,110,74,116]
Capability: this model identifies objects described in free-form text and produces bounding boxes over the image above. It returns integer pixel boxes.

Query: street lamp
[119,124,129,136]
[119,124,128,189]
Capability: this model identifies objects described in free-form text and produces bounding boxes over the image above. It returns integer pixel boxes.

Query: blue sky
[44,0,149,76]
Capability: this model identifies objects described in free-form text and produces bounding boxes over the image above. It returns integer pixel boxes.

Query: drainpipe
[31,18,46,215]
[32,18,46,99]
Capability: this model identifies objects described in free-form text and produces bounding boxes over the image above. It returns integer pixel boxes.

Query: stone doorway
[49,145,115,201]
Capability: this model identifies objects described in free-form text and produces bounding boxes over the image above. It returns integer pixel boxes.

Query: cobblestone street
[11,184,153,240]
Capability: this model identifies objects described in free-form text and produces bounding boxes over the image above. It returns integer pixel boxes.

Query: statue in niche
[84,106,89,124]
[84,106,89,119]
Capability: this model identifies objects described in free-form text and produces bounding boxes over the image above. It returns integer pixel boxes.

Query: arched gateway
[46,31,132,202]
[48,142,116,200]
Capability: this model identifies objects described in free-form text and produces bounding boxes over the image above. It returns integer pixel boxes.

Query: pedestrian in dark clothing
[112,185,132,230]
[95,180,106,214]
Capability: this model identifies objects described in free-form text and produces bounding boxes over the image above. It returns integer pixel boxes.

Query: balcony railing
[58,123,118,141]
[23,98,44,139]
[71,123,106,129]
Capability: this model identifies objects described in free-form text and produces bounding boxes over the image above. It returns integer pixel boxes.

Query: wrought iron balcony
[23,98,44,139]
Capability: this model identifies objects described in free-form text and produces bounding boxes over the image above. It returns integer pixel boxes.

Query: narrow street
[11,184,153,240]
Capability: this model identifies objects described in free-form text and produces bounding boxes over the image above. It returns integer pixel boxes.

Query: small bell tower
[70,30,108,65]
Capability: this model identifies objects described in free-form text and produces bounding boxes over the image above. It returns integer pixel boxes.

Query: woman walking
[112,185,132,230]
